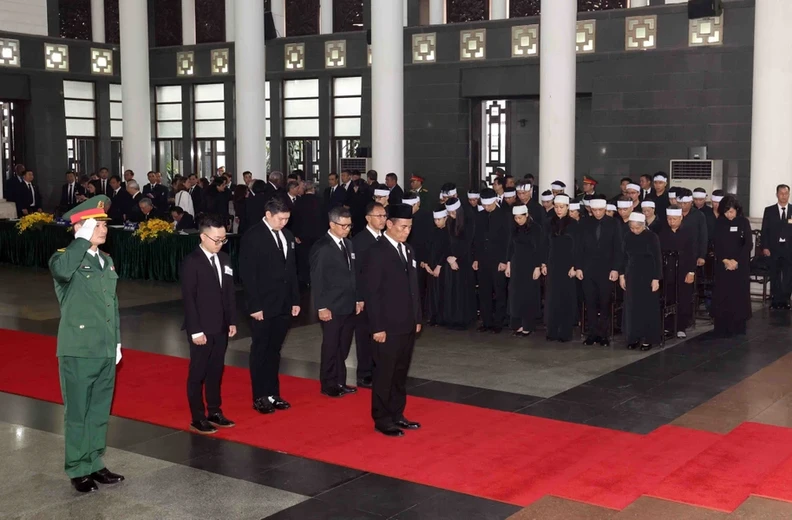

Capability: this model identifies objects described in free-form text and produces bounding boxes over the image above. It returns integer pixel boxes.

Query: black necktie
[210,255,221,287]
[273,230,284,257]
[102,180,106,193]
[398,243,408,270]
[783,207,787,222]
[68,184,73,204]
[28,183,34,205]
[595,220,602,242]
[339,240,350,269]
[376,234,381,242]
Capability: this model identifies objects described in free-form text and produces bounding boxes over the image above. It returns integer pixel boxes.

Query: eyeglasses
[203,234,228,245]
[331,222,352,230]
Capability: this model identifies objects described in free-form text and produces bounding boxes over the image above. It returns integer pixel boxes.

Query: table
[0,222,240,282]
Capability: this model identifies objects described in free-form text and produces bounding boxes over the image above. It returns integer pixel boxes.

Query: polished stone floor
[2,264,792,518]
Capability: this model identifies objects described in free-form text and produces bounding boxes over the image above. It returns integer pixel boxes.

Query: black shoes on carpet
[322,385,358,398]
[252,395,290,414]
[376,418,421,437]
[71,468,125,493]
[208,413,235,428]
[357,376,373,388]
[190,420,218,435]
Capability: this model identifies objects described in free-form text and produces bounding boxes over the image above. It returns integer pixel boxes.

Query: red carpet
[1,328,791,512]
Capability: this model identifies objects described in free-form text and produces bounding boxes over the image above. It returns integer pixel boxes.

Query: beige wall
[0,0,48,36]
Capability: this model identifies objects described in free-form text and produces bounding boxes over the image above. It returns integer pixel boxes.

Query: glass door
[285,139,320,181]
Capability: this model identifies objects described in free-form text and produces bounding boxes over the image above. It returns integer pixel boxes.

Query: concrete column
[538,0,576,191]
[271,0,286,37]
[490,0,508,20]
[119,0,152,179]
[750,0,792,218]
[372,0,404,186]
[403,0,408,27]
[630,0,650,6]
[320,0,333,34]
[225,0,235,41]
[235,0,267,180]
[182,0,196,45]
[91,0,105,43]
[429,0,444,25]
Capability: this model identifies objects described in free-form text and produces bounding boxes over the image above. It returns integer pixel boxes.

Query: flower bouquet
[16,212,54,234]
[133,219,174,242]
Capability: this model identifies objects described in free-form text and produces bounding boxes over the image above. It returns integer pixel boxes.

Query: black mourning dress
[545,215,579,341]
[440,219,477,328]
[712,215,752,336]
[508,222,544,332]
[659,225,697,333]
[426,225,450,325]
[622,229,663,345]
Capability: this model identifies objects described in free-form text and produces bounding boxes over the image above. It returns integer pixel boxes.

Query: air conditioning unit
[340,157,373,173]
[669,159,723,194]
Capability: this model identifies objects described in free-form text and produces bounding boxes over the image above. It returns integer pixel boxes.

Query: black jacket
[180,248,237,336]
[60,182,86,208]
[188,185,204,214]
[578,215,623,274]
[473,205,511,265]
[15,181,42,217]
[761,204,792,256]
[352,228,380,301]
[108,188,132,223]
[388,185,404,206]
[176,213,196,231]
[292,193,327,241]
[92,178,113,197]
[239,222,300,317]
[310,233,357,315]
[143,183,170,213]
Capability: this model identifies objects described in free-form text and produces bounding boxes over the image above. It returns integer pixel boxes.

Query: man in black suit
[124,180,144,222]
[310,206,363,397]
[92,167,113,197]
[761,184,792,310]
[171,206,196,231]
[638,174,654,202]
[385,173,404,205]
[239,197,301,414]
[187,174,204,214]
[324,172,340,209]
[60,171,86,213]
[143,171,169,214]
[107,175,131,223]
[180,215,238,435]
[352,202,386,388]
[292,181,327,285]
[473,188,511,333]
[15,169,42,217]
[6,164,25,203]
[363,204,422,437]
[132,198,162,222]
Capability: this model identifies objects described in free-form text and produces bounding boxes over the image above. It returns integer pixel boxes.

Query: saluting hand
[228,325,237,338]
[373,331,387,343]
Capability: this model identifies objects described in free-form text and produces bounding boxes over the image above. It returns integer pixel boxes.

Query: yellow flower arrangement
[133,218,174,242]
[16,212,54,234]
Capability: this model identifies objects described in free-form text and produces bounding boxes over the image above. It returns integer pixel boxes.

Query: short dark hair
[667,204,682,212]
[287,180,300,191]
[79,175,90,184]
[493,177,504,187]
[188,173,198,179]
[778,184,790,193]
[198,214,226,232]
[618,195,632,203]
[265,197,290,216]
[110,175,121,183]
[251,179,267,194]
[328,172,338,180]
[640,174,652,183]
[243,171,252,177]
[287,173,299,181]
[99,167,109,173]
[65,170,76,177]
[386,173,397,181]
[212,176,226,187]
[620,177,633,184]
[329,206,351,222]
[366,201,384,215]
[171,206,184,215]
[719,195,743,216]
[351,170,361,177]
[712,189,725,197]
[367,170,378,181]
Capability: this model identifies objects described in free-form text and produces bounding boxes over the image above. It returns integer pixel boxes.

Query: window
[196,0,226,43]
[64,80,96,175]
[109,84,123,176]
[482,100,508,184]
[194,83,226,179]
[155,86,184,179]
[284,79,320,181]
[332,76,361,172]
[59,0,91,40]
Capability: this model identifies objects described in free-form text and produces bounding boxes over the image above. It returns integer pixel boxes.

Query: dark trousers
[320,313,355,390]
[371,331,415,429]
[583,275,613,338]
[187,332,228,422]
[249,314,291,400]
[770,252,792,304]
[354,310,374,380]
[296,239,315,285]
[478,264,507,328]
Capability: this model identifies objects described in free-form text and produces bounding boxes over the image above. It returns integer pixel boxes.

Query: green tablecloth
[0,221,240,282]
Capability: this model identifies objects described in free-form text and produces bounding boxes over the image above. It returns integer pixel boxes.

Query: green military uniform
[49,196,120,480]
[417,187,430,210]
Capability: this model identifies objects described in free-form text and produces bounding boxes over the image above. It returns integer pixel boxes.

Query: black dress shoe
[71,476,98,493]
[253,397,276,414]
[627,342,639,350]
[584,336,597,345]
[322,386,344,398]
[269,396,291,410]
[395,419,421,430]
[341,385,358,395]
[598,337,610,347]
[375,426,404,437]
[357,376,373,388]
[207,413,235,428]
[190,420,218,435]
[477,326,490,333]
[90,468,125,485]
[640,343,653,351]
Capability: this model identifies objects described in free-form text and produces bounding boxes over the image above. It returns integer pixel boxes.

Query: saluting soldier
[49,195,124,493]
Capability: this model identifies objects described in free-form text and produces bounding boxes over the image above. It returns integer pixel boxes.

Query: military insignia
[83,265,90,269]
[57,248,66,253]
[97,200,105,209]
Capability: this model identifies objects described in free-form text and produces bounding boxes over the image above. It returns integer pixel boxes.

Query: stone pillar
[225,0,235,41]
[271,0,286,37]
[539,0,576,191]
[235,0,267,180]
[182,0,196,45]
[429,0,444,25]
[91,0,105,43]
[403,0,408,27]
[750,0,792,218]
[490,0,508,20]
[320,0,333,34]
[119,0,152,179]
[372,0,404,186]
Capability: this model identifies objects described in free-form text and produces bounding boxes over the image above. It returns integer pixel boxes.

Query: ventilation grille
[340,157,369,172]
[670,160,714,180]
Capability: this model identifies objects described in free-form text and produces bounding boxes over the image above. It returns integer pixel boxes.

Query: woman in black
[620,212,663,351]
[659,206,697,339]
[542,195,579,342]
[424,205,451,326]
[440,197,477,329]
[712,195,752,336]
[642,201,663,234]
[506,205,544,337]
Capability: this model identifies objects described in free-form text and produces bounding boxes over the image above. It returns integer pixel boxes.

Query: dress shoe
[268,395,291,410]
[253,397,276,414]
[477,326,490,333]
[322,386,344,398]
[512,329,524,337]
[519,331,532,338]
[341,385,358,395]
[375,425,404,437]
[71,476,98,493]
[395,419,421,430]
[357,376,373,388]
[90,468,125,485]
[627,342,639,350]
[190,420,218,435]
[207,413,235,428]
[598,337,610,347]
[584,336,597,346]
[640,343,653,351]
[676,331,687,339]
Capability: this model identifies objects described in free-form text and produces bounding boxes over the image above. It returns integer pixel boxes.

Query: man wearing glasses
[180,215,238,434]
[310,206,363,397]
[351,202,387,388]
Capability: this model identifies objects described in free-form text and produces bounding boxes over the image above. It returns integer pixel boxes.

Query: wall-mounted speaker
[688,0,723,19]
[264,12,277,40]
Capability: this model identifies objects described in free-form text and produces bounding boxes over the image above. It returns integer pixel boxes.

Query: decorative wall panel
[626,15,656,51]
[576,19,596,54]
[511,25,538,57]
[412,33,437,64]
[460,29,486,61]
[689,15,723,47]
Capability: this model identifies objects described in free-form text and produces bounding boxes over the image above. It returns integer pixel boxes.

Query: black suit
[126,192,144,222]
[15,181,42,217]
[59,182,86,211]
[473,205,511,328]
[292,193,327,285]
[176,213,196,231]
[352,228,381,381]
[639,189,654,203]
[325,185,345,209]
[363,237,421,429]
[108,188,132,223]
[188,185,204,214]
[239,222,300,401]
[6,176,24,202]
[388,185,404,206]
[92,178,113,197]
[143,183,170,213]
[310,233,358,391]
[131,208,162,223]
[578,215,623,339]
[180,248,237,423]
[761,204,792,305]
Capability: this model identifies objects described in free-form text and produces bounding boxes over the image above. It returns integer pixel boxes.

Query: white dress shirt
[366,226,382,240]
[86,249,105,269]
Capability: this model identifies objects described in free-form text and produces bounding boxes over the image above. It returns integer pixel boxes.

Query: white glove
[75,218,98,241]
[116,343,122,365]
